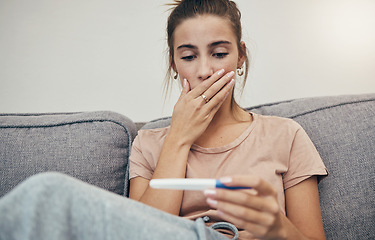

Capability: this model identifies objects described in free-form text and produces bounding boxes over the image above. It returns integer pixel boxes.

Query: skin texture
[129,15,326,240]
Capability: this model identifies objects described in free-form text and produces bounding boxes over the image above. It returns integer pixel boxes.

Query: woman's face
[173,15,244,89]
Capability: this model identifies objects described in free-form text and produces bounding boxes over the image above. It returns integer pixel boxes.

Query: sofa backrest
[142,93,375,240]
[0,111,137,197]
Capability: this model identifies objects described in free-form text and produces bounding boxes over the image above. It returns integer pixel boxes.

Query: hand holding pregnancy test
[149,178,252,190]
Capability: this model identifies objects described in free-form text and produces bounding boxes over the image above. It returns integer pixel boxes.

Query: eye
[181,55,196,61]
[213,52,229,58]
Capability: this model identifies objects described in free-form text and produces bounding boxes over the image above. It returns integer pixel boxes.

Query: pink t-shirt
[129,113,327,236]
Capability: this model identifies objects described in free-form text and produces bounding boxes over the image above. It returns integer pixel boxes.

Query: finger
[202,71,235,101]
[204,188,279,214]
[177,78,191,102]
[219,176,278,197]
[214,207,273,238]
[201,78,234,117]
[188,69,226,98]
[206,79,234,111]
[206,196,276,226]
[181,78,190,95]
[194,79,233,123]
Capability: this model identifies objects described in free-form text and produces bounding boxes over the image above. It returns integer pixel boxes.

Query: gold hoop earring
[237,67,244,76]
[174,72,178,80]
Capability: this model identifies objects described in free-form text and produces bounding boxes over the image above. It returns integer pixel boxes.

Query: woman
[129,0,327,239]
[0,1,327,240]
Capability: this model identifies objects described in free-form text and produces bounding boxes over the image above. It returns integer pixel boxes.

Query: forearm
[279,213,325,240]
[138,133,191,215]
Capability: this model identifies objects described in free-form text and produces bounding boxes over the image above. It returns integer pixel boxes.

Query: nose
[198,57,214,81]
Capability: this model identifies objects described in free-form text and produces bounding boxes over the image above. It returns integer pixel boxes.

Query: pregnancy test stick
[149,178,251,190]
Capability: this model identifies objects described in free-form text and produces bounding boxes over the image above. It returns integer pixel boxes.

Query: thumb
[179,79,190,99]
[183,78,190,93]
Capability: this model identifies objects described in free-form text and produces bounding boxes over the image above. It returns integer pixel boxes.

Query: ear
[237,41,247,68]
[170,52,177,73]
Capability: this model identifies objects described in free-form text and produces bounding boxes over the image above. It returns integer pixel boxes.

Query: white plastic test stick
[149,178,251,191]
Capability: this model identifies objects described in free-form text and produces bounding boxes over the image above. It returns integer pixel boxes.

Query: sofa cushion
[248,93,375,240]
[142,93,375,240]
[0,111,137,197]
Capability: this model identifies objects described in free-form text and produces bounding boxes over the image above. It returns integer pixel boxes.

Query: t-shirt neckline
[191,112,258,154]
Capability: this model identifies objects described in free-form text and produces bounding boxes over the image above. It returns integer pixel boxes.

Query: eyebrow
[210,40,231,47]
[177,40,232,50]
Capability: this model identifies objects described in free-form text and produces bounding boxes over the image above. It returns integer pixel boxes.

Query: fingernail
[229,79,235,86]
[218,69,225,76]
[206,198,218,206]
[204,189,216,196]
[220,177,232,183]
[183,78,187,87]
[227,71,235,78]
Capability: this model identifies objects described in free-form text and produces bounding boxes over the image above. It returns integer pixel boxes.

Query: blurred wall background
[1,0,374,122]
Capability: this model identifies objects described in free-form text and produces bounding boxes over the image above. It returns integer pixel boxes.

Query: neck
[208,95,248,128]
[194,95,252,148]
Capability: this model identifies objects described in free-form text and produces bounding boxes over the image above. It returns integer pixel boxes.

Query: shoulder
[137,126,170,140]
[253,113,302,135]
[132,126,170,149]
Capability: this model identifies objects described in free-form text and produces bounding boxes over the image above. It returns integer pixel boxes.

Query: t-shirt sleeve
[128,134,154,180]
[283,124,328,189]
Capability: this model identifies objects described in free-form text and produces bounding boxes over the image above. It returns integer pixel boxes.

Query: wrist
[153,131,192,179]
[276,213,311,240]
[166,129,194,149]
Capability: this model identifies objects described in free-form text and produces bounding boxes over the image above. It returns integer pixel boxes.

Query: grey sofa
[1,93,374,239]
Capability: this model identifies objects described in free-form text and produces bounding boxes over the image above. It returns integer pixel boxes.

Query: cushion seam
[289,98,375,119]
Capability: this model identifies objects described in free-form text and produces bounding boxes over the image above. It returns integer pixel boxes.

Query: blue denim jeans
[0,172,230,240]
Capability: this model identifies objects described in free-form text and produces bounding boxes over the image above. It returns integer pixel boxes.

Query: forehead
[173,15,236,49]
